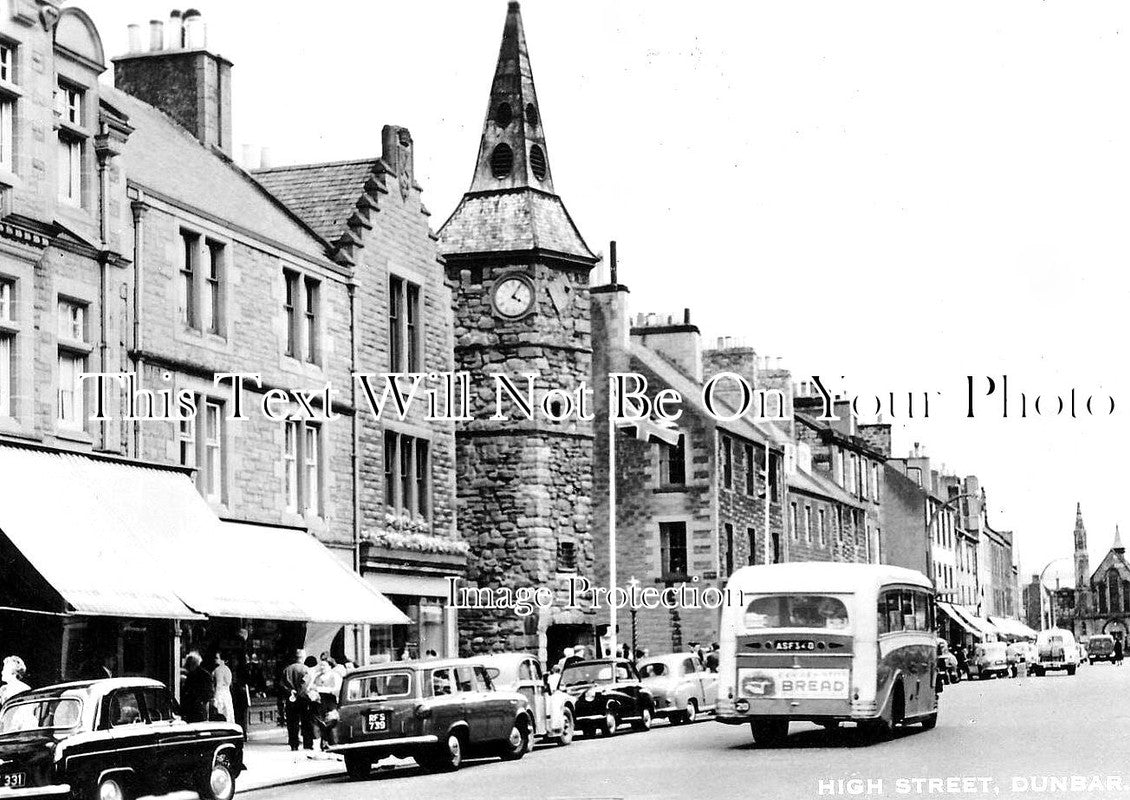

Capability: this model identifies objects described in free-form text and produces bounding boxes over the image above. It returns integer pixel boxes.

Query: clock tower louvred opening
[438,2,599,658]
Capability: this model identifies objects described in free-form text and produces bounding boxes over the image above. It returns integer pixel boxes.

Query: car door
[680,657,702,708]
[616,662,643,716]
[695,657,719,708]
[424,667,463,741]
[454,666,491,743]
[474,665,513,740]
[516,658,547,736]
[102,688,157,792]
[141,686,194,788]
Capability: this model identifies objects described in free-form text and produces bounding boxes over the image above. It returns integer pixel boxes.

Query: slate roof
[101,86,331,264]
[252,160,379,244]
[788,466,864,508]
[438,189,596,262]
[628,342,778,448]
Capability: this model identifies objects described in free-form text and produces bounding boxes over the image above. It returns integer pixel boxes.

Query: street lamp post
[1038,558,1071,630]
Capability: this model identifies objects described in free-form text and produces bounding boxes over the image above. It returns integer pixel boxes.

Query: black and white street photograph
[1,2,1129,799]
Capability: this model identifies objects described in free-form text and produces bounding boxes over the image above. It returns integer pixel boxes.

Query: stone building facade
[0,4,459,702]
[588,298,787,656]
[439,2,599,662]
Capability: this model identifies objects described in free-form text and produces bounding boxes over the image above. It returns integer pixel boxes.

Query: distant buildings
[1063,505,1129,642]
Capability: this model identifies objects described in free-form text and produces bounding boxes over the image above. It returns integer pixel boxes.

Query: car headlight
[584,689,596,702]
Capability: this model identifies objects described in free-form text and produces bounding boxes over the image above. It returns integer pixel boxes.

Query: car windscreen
[344,671,413,702]
[560,663,628,687]
[639,663,667,678]
[0,698,82,733]
[742,594,850,631]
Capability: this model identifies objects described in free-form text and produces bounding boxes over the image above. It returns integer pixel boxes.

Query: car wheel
[631,706,653,732]
[684,699,698,724]
[601,706,618,737]
[749,718,789,747]
[556,707,575,746]
[196,758,236,800]
[499,719,530,761]
[96,776,130,800]
[427,730,465,772]
[920,712,938,731]
[345,753,372,780]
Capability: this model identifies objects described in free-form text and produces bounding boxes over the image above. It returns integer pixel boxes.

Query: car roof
[637,653,693,666]
[5,677,165,702]
[347,657,484,674]
[476,653,536,666]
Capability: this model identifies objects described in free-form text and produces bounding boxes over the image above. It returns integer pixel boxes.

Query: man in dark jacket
[180,651,212,723]
[281,650,313,752]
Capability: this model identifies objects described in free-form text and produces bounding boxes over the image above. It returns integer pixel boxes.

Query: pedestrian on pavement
[1114,637,1124,665]
[180,651,213,723]
[563,648,584,670]
[705,643,720,673]
[312,655,341,750]
[231,652,251,739]
[955,644,970,680]
[211,651,236,724]
[281,650,313,753]
[0,656,30,702]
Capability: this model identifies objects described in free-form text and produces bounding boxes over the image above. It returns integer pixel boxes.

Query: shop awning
[937,601,978,636]
[0,446,204,620]
[0,445,409,627]
[989,616,1038,640]
[935,601,998,641]
[175,521,410,625]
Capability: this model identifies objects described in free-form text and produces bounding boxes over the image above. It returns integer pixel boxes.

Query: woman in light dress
[0,656,30,703]
[211,651,236,723]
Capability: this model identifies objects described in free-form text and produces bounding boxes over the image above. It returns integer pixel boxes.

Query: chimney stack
[127,24,143,54]
[114,9,233,156]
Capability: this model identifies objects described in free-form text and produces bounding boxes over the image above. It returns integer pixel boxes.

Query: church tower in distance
[1074,502,1090,615]
[439,2,600,661]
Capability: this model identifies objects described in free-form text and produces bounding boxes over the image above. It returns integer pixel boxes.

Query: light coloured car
[971,642,1009,679]
[1005,641,1037,675]
[637,653,718,723]
[480,653,575,745]
[1032,628,1080,676]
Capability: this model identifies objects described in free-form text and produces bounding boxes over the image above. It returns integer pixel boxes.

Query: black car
[557,659,654,737]
[0,678,243,800]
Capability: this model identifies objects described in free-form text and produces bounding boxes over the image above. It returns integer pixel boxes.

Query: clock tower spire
[439,3,599,660]
[1074,502,1091,615]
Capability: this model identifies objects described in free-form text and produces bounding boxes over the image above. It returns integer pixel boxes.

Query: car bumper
[0,785,72,798]
[328,735,438,752]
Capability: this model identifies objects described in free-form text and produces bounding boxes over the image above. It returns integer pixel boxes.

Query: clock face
[492,275,535,318]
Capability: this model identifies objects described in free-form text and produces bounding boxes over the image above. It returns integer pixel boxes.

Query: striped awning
[938,601,999,639]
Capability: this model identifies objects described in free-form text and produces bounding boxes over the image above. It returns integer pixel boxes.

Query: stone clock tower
[438,2,600,660]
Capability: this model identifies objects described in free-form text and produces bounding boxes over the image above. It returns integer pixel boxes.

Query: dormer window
[56,81,87,207]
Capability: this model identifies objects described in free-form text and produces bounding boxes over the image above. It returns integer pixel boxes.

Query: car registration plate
[1,772,27,789]
[738,668,850,700]
[364,711,389,733]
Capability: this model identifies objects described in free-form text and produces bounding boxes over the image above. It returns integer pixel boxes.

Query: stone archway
[1102,618,1128,642]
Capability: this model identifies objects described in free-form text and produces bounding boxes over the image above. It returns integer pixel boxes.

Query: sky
[72,0,1130,582]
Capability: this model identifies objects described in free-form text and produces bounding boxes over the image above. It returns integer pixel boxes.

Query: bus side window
[901,591,916,630]
[913,591,928,631]
[879,590,902,635]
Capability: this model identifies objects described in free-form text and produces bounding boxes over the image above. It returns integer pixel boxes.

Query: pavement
[241,661,1130,800]
[238,727,412,792]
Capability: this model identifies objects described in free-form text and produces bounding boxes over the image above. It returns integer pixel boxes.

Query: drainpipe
[130,196,147,459]
[349,279,362,661]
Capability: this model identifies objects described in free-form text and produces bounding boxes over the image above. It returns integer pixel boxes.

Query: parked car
[328,658,535,778]
[1032,628,1080,676]
[479,653,575,745]
[557,659,654,737]
[1085,634,1116,664]
[0,677,242,800]
[936,640,960,684]
[970,642,1010,679]
[636,653,717,723]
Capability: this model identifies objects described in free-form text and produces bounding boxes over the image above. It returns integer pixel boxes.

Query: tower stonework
[1075,503,1090,616]
[439,2,600,660]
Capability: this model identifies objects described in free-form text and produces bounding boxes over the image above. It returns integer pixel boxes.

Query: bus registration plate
[739,668,850,700]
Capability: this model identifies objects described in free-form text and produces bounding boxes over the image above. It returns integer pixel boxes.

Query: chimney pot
[609,240,617,285]
[183,12,206,49]
[167,10,183,49]
[148,20,164,52]
[716,337,724,348]
[683,308,691,325]
[127,24,142,54]
[259,146,273,169]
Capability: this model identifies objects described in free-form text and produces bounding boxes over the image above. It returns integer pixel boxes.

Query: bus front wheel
[749,718,789,748]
